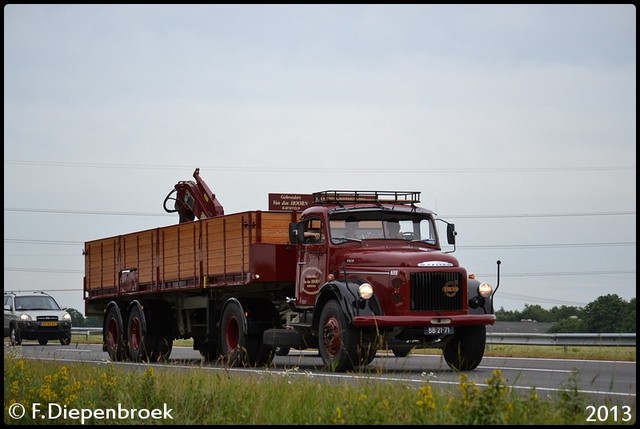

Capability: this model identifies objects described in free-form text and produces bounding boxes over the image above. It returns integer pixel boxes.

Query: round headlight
[63,312,72,321]
[20,314,32,322]
[358,283,374,300]
[478,282,493,298]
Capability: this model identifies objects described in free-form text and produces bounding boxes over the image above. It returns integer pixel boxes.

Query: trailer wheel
[318,300,360,372]
[127,304,158,362]
[220,300,251,366]
[105,306,126,361]
[443,325,486,371]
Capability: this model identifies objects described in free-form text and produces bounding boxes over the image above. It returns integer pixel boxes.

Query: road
[5,341,635,409]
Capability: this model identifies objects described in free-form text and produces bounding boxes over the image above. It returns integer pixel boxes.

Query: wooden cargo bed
[84,211,299,301]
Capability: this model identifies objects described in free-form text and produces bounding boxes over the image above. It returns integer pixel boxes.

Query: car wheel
[60,332,72,345]
[10,325,22,346]
[38,338,49,345]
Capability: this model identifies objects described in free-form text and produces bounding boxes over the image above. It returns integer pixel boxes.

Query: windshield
[15,296,61,311]
[329,211,436,244]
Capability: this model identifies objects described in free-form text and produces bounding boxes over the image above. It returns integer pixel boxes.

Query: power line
[4,159,636,174]
[4,208,171,217]
[4,207,635,218]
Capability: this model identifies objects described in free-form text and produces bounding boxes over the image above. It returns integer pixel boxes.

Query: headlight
[20,314,32,322]
[358,283,374,300]
[63,312,72,321]
[478,282,493,298]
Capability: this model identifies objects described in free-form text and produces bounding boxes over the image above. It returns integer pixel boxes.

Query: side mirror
[446,223,457,245]
[289,222,302,244]
[4,305,12,311]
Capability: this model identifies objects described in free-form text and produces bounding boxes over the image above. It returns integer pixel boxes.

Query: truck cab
[270,190,498,372]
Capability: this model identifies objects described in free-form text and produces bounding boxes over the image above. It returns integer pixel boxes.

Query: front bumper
[16,320,72,340]
[352,313,496,328]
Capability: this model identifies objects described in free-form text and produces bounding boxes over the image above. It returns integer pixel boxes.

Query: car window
[15,296,61,311]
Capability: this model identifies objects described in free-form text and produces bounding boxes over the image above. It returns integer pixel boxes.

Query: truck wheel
[38,338,49,345]
[275,346,290,356]
[127,304,158,362]
[318,300,359,372]
[9,325,22,346]
[154,336,173,362]
[443,325,486,371]
[220,300,251,367]
[391,347,412,357]
[105,306,127,361]
[60,333,72,346]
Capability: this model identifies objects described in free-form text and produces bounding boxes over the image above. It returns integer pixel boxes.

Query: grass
[5,349,634,425]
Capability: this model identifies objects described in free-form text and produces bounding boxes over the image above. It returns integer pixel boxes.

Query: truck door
[296,217,327,307]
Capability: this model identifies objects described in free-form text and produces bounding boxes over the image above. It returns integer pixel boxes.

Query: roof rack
[313,190,421,205]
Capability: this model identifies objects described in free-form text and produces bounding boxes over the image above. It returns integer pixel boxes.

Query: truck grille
[410,272,464,311]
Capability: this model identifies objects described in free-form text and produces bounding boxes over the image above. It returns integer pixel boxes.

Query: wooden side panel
[84,210,301,298]
[161,226,179,281]
[85,237,118,293]
[177,222,198,282]
[259,212,299,244]
[202,213,248,281]
[137,232,154,285]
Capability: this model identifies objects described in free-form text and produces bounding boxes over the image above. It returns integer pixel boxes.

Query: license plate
[40,321,57,327]
[425,326,453,335]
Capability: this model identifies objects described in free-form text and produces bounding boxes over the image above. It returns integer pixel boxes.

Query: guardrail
[71,328,636,347]
[486,332,636,347]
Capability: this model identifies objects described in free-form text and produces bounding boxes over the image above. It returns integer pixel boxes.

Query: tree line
[496,294,636,333]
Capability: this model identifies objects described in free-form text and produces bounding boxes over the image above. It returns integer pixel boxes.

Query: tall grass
[4,350,633,425]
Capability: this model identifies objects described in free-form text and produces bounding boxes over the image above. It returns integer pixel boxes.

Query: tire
[60,332,72,346]
[443,325,486,371]
[275,346,290,356]
[219,300,251,367]
[104,305,127,361]
[317,300,361,372]
[154,336,174,362]
[127,304,158,362]
[10,325,22,346]
[391,347,412,358]
[38,338,49,345]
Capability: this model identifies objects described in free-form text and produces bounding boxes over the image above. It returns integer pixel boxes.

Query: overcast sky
[4,4,636,315]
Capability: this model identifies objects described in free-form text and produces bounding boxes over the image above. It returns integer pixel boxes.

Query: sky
[4,4,636,315]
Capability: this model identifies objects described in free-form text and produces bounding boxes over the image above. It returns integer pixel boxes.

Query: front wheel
[38,338,49,345]
[10,325,22,346]
[317,300,360,372]
[60,333,72,345]
[443,325,486,371]
[391,347,412,357]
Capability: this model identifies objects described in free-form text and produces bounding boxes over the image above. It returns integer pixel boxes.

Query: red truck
[84,169,500,372]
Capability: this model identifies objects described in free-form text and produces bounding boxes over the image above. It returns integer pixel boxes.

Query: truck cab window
[303,218,324,243]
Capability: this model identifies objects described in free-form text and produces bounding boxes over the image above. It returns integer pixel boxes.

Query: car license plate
[41,321,57,327]
[425,326,453,335]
